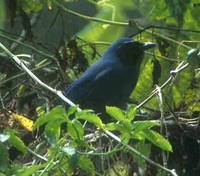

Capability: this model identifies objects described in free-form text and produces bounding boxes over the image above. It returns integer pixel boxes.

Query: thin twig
[0,43,80,111]
[137,61,189,108]
[156,85,168,169]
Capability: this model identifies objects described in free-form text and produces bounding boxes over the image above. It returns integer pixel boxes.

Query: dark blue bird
[63,38,156,119]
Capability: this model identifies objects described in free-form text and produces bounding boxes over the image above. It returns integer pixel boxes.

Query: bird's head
[106,38,156,66]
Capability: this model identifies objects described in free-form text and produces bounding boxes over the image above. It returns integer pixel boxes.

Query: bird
[63,38,156,121]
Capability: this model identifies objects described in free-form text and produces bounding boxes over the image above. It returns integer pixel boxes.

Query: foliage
[0,106,172,175]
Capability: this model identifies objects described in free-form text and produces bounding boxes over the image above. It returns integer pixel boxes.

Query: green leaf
[135,142,151,168]
[185,89,200,112]
[45,118,66,145]
[132,120,160,133]
[126,104,137,121]
[34,106,67,130]
[120,132,131,144]
[131,132,146,141]
[21,0,43,13]
[68,105,79,117]
[67,119,84,140]
[139,129,172,152]
[106,106,125,121]
[76,110,103,128]
[105,122,125,132]
[121,119,132,132]
[0,142,10,172]
[106,106,132,132]
[20,164,46,176]
[78,156,95,176]
[6,130,26,153]
[68,153,80,173]
[0,173,6,176]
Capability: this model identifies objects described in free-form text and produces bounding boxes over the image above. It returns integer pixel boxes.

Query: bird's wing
[63,61,114,103]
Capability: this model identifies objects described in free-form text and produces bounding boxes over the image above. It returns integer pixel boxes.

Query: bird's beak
[141,42,156,50]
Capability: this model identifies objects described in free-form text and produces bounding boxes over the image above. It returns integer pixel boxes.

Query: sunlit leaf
[34,106,67,130]
[68,105,79,117]
[120,132,131,144]
[139,129,172,152]
[106,106,125,121]
[76,111,103,128]
[46,0,52,10]
[45,118,66,145]
[105,122,125,132]
[126,104,137,121]
[132,120,160,134]
[67,119,84,140]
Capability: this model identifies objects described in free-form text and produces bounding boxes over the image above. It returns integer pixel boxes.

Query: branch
[54,1,191,50]
[0,43,80,111]
[137,61,189,108]
[54,1,127,26]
